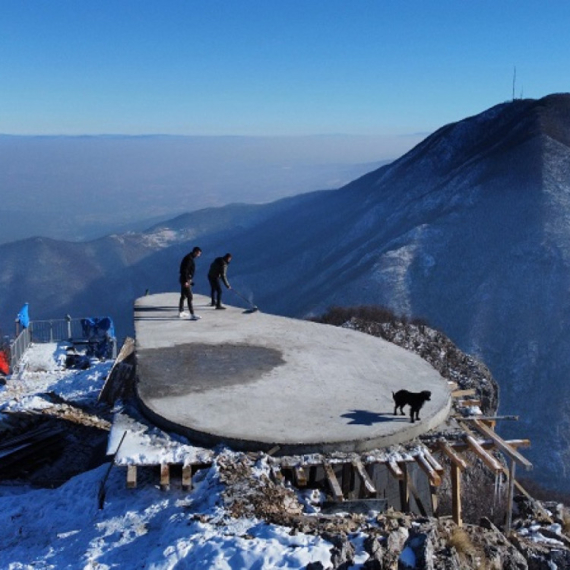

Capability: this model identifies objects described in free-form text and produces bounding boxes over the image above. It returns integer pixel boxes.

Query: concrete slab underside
[134,293,451,455]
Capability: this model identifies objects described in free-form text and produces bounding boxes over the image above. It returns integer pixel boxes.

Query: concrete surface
[134,293,452,455]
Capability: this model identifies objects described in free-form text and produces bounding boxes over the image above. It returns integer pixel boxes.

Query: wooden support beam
[451,463,462,527]
[459,415,519,422]
[456,399,481,408]
[439,442,468,471]
[429,483,439,518]
[471,419,533,471]
[505,459,516,533]
[352,459,376,496]
[323,462,344,502]
[294,466,308,487]
[398,462,409,513]
[442,438,530,452]
[415,454,442,487]
[447,381,459,391]
[160,463,170,491]
[422,448,445,475]
[127,465,137,489]
[402,466,428,517]
[452,388,476,398]
[464,435,503,473]
[182,465,193,491]
[387,460,404,480]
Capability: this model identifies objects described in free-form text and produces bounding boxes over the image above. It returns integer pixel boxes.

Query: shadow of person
[341,409,395,426]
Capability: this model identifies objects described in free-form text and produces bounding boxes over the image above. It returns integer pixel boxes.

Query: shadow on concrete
[135,306,175,312]
[341,410,402,426]
[134,316,180,321]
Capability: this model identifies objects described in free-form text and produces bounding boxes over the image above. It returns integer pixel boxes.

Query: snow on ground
[0,343,335,569]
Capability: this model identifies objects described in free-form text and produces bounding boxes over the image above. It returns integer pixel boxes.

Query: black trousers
[209,276,222,306]
[179,282,194,313]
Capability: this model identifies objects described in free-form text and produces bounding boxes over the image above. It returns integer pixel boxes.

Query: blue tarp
[80,316,116,359]
[16,303,30,328]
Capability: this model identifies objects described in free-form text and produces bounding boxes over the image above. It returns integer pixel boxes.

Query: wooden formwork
[111,386,532,527]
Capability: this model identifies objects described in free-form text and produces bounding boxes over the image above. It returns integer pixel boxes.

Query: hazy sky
[2,1,569,138]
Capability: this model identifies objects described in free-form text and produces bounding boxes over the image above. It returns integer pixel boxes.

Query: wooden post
[127,465,137,489]
[294,466,308,487]
[505,459,516,533]
[451,463,462,527]
[398,462,410,513]
[323,462,344,502]
[352,459,376,497]
[430,483,439,518]
[182,465,193,491]
[160,463,170,491]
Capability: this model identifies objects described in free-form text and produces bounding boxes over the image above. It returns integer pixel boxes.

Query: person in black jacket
[179,246,202,320]
[208,253,232,309]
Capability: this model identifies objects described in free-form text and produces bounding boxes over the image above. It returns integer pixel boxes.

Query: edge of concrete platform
[135,383,452,456]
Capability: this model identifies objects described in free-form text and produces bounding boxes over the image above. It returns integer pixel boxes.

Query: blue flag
[17,303,30,328]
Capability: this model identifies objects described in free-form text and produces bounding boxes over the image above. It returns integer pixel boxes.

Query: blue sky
[2,1,569,138]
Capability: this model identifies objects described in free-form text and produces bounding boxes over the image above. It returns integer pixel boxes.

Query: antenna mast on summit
[512,66,517,100]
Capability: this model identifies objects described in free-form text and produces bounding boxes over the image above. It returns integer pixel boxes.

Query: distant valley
[0,134,400,243]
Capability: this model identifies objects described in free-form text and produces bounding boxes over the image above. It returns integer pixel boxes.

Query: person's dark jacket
[179,253,197,285]
[208,257,230,288]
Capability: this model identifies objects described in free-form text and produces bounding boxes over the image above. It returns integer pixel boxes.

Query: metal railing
[10,326,31,373]
[9,317,117,374]
[28,318,87,343]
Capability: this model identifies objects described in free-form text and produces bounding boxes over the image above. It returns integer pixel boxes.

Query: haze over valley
[0,134,403,244]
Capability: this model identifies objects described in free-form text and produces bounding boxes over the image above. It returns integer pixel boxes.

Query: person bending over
[208,253,232,309]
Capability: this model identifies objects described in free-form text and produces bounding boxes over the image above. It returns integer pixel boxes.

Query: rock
[321,532,355,570]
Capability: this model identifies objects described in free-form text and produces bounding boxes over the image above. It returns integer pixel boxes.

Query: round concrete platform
[134,293,451,455]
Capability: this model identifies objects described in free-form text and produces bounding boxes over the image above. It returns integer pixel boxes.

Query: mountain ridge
[3,93,570,491]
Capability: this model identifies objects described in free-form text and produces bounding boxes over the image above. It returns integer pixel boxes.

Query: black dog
[392,390,431,423]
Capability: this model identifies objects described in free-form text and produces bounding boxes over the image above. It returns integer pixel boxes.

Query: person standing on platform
[179,246,202,320]
[208,253,232,309]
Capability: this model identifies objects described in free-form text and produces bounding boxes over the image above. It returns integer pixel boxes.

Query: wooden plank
[182,465,193,491]
[452,388,476,398]
[505,459,516,533]
[98,337,135,403]
[459,415,519,422]
[465,434,503,473]
[398,462,409,513]
[430,483,439,518]
[352,459,376,496]
[456,399,481,408]
[127,465,137,489]
[447,381,458,391]
[445,438,530,452]
[387,460,404,480]
[294,466,308,487]
[323,462,344,502]
[160,463,170,491]
[422,448,445,475]
[415,454,442,487]
[439,442,468,471]
[451,464,462,527]
[405,471,428,517]
[471,419,533,470]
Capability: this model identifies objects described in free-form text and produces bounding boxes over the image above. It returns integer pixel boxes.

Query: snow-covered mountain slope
[2,94,570,491]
